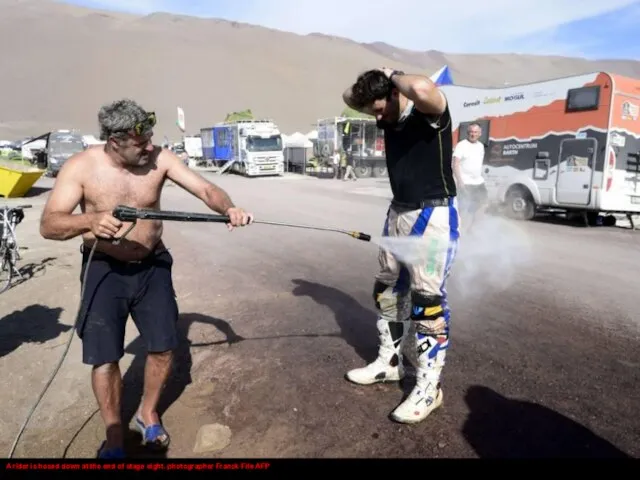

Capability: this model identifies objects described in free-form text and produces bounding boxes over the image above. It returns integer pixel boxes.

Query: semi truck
[442,71,640,226]
[316,117,387,178]
[201,119,285,177]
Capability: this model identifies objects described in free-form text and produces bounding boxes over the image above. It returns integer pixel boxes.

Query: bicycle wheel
[0,246,13,294]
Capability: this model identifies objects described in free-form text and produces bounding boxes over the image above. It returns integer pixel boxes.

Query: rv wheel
[373,166,388,177]
[356,165,372,177]
[505,187,535,221]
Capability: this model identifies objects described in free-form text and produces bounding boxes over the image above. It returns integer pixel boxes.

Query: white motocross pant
[371,198,460,390]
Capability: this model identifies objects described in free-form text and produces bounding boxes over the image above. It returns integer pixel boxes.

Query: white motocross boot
[390,333,448,423]
[346,319,408,385]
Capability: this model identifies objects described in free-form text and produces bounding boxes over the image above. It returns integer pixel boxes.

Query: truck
[316,117,387,178]
[201,119,285,177]
[442,71,640,226]
[183,135,203,162]
[21,129,86,176]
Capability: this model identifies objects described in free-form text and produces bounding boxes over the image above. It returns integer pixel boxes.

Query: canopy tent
[429,65,454,86]
[283,131,313,149]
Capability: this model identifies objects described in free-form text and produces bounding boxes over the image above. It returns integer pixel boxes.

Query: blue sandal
[97,441,125,459]
[134,416,171,449]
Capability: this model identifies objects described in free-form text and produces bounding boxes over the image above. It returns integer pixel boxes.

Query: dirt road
[1,173,638,459]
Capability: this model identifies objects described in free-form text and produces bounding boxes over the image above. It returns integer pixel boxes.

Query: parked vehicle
[442,71,640,226]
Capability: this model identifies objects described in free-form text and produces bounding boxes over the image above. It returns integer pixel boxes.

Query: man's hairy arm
[389,72,447,116]
[163,150,235,214]
[40,155,92,240]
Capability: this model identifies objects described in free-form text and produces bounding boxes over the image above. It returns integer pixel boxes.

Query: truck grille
[255,156,277,164]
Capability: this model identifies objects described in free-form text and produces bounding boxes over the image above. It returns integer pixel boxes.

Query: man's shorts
[76,245,179,366]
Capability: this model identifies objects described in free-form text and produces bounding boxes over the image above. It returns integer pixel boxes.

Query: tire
[0,248,13,294]
[356,165,372,178]
[373,165,388,177]
[504,187,536,221]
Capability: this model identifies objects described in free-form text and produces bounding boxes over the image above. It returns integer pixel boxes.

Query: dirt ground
[1,173,639,459]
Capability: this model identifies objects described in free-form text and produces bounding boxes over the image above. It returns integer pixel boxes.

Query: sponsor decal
[463,100,480,108]
[610,132,626,148]
[502,142,538,156]
[504,93,524,101]
[484,96,501,104]
[621,101,639,121]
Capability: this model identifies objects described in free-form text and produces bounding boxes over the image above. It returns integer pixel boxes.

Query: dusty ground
[1,172,639,459]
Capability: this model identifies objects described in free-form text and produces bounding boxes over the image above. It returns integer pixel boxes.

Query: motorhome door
[555,138,596,205]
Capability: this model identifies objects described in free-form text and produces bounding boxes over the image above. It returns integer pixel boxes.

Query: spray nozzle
[349,231,371,242]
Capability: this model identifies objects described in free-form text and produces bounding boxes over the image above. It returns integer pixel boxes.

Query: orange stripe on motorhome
[610,74,640,135]
[611,74,640,96]
[453,72,613,142]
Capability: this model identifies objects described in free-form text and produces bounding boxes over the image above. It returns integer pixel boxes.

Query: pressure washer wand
[245,219,371,241]
[112,205,372,242]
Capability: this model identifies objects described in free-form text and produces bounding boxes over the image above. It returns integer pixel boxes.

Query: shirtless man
[39,99,253,458]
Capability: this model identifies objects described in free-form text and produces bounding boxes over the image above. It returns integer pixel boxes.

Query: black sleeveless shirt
[382,101,457,204]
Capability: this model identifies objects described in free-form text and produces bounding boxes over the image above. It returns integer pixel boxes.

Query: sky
[61,0,640,60]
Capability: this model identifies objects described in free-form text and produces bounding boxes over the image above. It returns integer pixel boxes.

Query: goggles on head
[131,111,156,136]
[110,112,156,138]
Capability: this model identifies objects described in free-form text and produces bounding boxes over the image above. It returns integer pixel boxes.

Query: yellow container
[0,164,46,198]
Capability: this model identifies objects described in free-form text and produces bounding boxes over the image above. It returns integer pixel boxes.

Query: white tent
[283,131,313,149]
[83,134,105,146]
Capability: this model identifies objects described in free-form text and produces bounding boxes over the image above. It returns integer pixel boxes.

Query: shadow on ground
[68,306,348,458]
[462,385,631,458]
[22,186,52,198]
[291,278,378,363]
[7,256,57,290]
[0,304,70,357]
[530,212,631,230]
[116,311,244,459]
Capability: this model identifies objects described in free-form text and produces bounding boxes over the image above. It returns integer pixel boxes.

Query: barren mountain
[0,0,638,140]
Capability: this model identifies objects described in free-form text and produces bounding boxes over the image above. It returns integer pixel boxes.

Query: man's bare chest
[84,168,166,210]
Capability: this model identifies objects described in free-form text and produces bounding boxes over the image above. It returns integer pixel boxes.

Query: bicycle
[0,203,32,293]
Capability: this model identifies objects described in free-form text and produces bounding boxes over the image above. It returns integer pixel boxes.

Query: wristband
[389,70,405,82]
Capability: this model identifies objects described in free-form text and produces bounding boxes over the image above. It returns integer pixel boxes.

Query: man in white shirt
[453,123,488,228]
[333,150,341,179]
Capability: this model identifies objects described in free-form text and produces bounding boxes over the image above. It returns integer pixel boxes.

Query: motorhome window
[566,86,600,112]
[246,135,282,152]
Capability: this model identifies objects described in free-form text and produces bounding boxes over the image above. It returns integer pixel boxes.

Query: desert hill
[0,0,638,141]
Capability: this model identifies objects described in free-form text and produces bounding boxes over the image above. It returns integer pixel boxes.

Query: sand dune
[0,0,637,141]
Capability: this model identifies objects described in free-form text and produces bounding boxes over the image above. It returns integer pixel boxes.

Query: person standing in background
[342,151,357,181]
[453,123,488,230]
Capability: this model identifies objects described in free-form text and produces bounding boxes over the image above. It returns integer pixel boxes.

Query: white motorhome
[442,71,640,226]
[201,119,284,177]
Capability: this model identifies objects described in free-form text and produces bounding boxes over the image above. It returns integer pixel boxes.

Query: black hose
[7,241,98,458]
[8,204,371,458]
